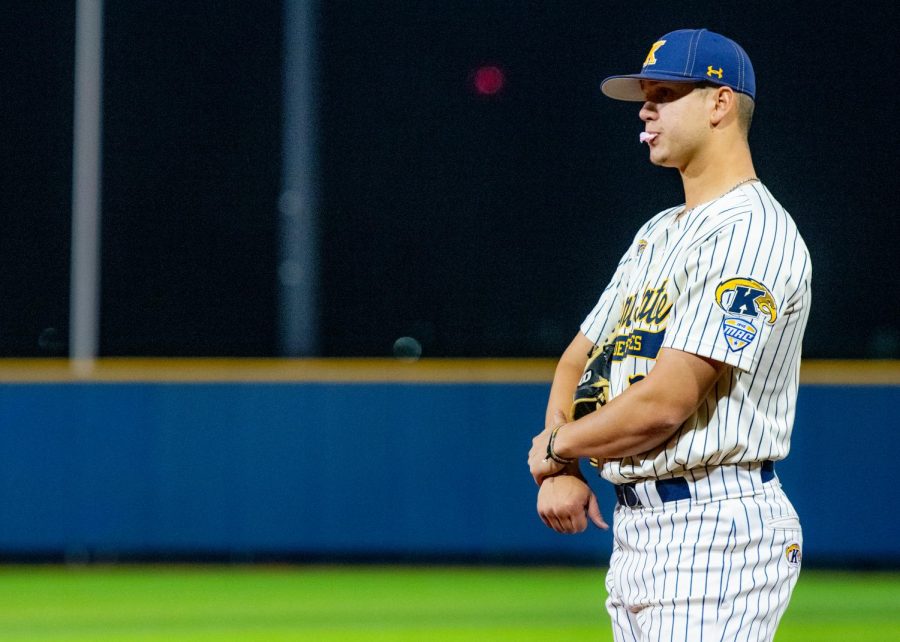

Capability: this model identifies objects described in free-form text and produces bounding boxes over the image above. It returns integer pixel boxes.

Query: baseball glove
[571,335,615,420]
[571,334,616,470]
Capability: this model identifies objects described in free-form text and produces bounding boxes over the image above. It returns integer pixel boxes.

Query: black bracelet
[546,423,575,465]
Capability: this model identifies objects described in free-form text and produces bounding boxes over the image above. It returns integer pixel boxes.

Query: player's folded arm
[553,346,726,460]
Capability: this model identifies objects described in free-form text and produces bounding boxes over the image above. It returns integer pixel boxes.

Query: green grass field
[0,566,897,641]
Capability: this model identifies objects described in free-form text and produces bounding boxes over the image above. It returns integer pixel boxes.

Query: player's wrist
[555,423,579,461]
[546,423,576,465]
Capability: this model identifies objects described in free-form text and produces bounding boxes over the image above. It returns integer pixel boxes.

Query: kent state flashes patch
[785,542,802,568]
[715,277,777,352]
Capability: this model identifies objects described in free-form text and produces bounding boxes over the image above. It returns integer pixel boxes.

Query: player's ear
[708,86,735,128]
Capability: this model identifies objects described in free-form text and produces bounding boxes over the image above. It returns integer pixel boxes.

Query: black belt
[615,461,775,508]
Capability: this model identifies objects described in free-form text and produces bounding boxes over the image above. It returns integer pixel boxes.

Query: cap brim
[600,72,704,102]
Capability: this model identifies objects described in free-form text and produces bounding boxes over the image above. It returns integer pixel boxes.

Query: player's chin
[647,149,672,167]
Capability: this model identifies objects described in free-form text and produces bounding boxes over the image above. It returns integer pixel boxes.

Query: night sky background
[2,1,898,358]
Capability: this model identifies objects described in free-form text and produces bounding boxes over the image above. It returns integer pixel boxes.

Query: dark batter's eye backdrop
[1,1,897,358]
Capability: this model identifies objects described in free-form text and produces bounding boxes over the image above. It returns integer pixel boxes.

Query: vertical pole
[70,0,104,375]
[279,0,320,356]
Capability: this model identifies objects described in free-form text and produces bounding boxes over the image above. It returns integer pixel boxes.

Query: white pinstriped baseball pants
[605,469,802,642]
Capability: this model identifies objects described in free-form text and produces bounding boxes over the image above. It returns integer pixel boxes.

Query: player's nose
[639,101,658,122]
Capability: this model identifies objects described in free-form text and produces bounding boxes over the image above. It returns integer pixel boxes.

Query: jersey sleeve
[579,247,633,344]
[661,217,785,372]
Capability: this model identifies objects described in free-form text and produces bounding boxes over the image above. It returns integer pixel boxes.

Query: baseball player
[527,29,811,641]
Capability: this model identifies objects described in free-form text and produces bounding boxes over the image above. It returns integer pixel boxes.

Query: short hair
[735,92,755,135]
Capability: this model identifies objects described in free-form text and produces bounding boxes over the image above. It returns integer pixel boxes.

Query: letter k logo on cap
[643,40,667,67]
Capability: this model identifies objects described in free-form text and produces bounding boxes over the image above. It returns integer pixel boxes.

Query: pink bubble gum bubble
[639,132,658,144]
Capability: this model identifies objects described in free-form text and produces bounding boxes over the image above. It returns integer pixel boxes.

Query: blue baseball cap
[601,29,756,102]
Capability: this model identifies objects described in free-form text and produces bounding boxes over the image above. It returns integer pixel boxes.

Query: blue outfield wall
[0,380,897,564]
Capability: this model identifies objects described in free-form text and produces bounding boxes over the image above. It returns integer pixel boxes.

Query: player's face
[639,81,713,169]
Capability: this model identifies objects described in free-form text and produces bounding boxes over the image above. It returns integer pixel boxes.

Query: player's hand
[537,473,608,533]
[528,426,565,485]
[528,410,572,484]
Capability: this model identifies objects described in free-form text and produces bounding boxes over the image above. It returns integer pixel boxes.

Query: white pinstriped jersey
[580,181,811,484]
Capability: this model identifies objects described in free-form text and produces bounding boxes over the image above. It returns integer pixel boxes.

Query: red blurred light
[473,66,505,95]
